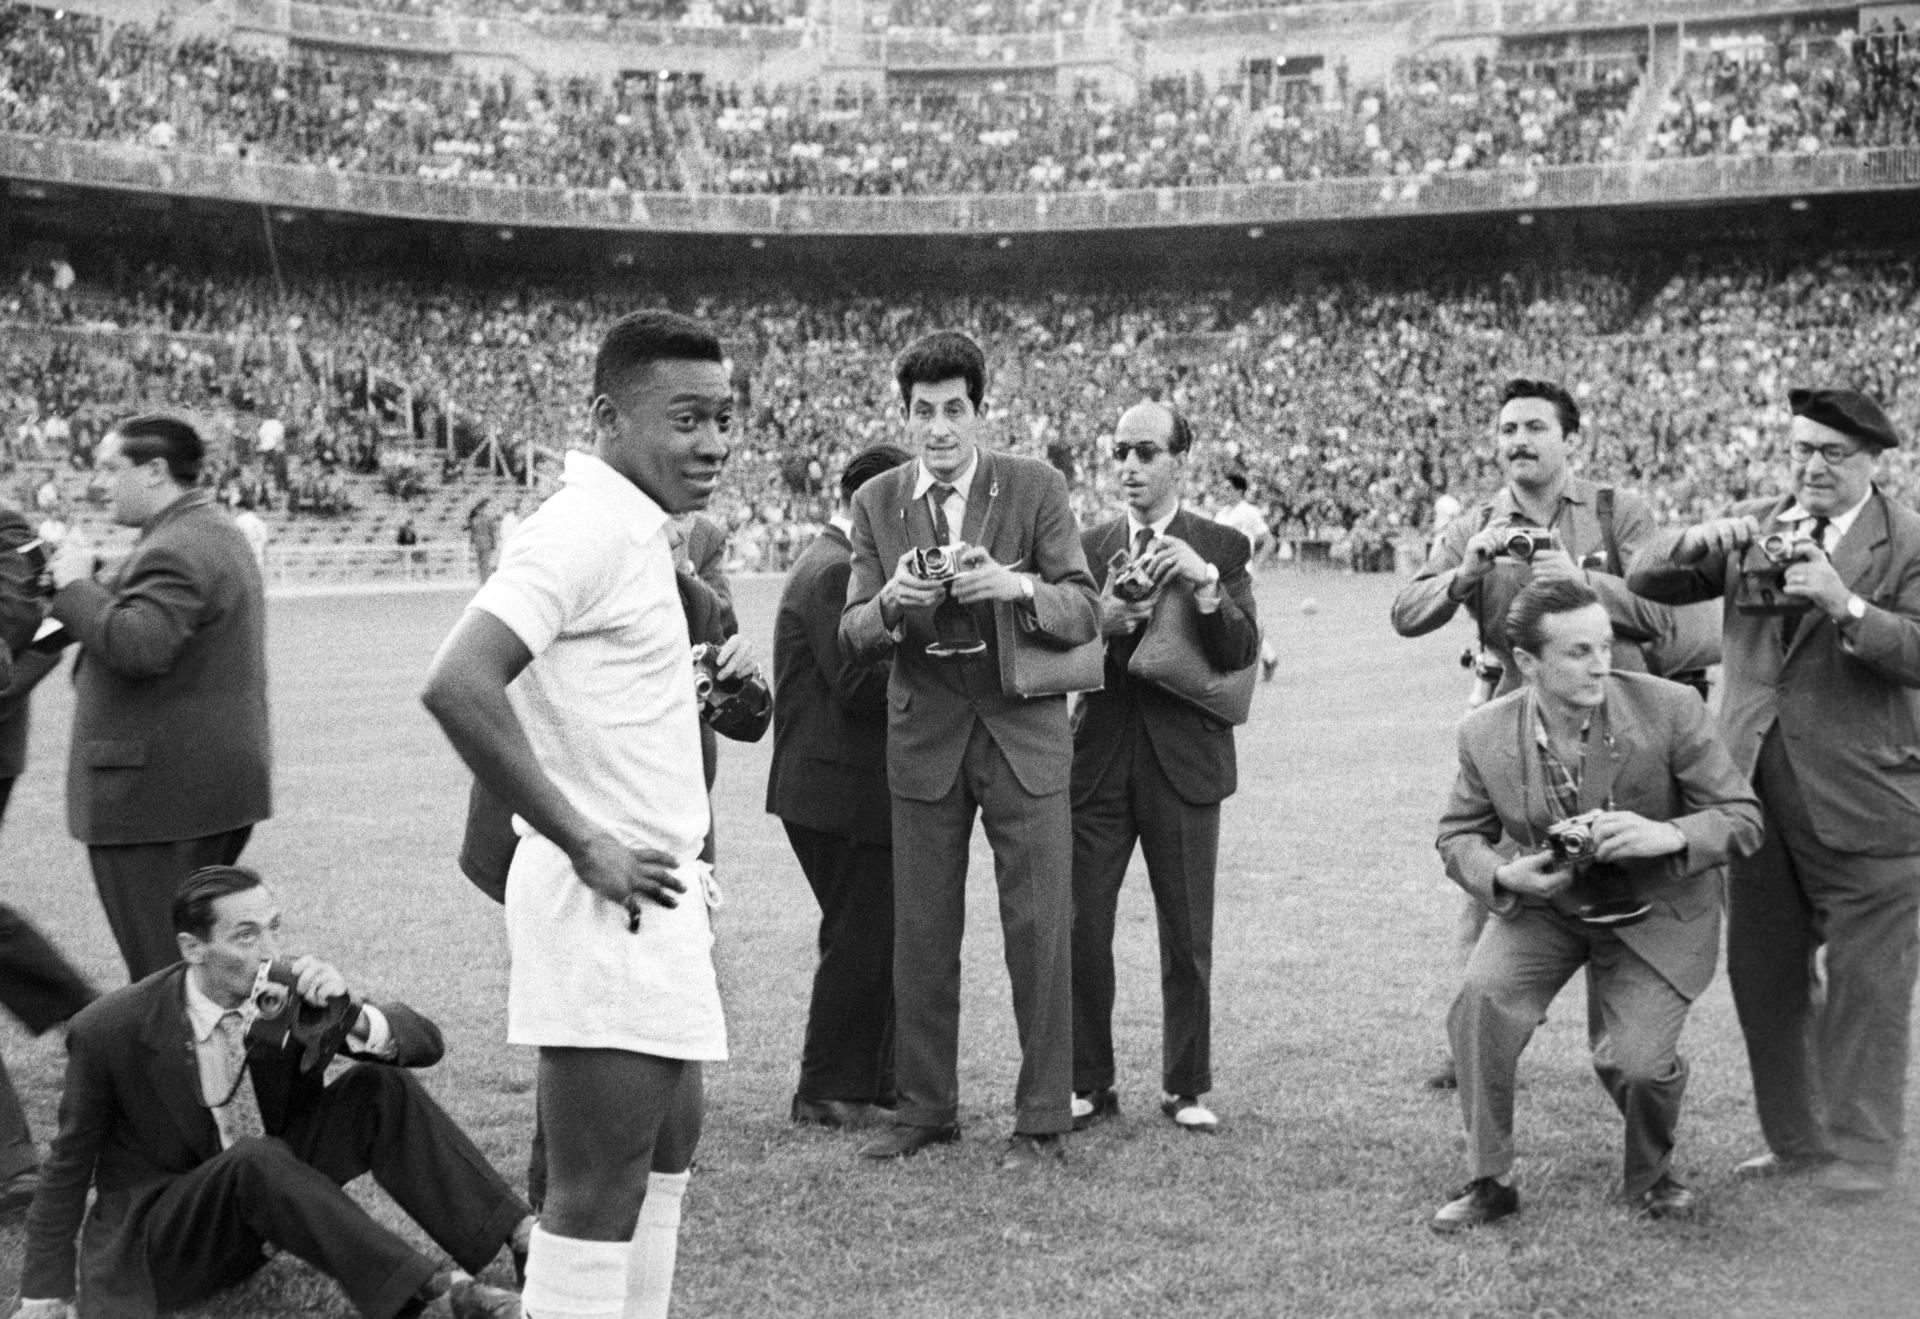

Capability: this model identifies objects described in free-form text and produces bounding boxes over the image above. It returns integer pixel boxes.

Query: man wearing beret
[1628,387,1920,1199]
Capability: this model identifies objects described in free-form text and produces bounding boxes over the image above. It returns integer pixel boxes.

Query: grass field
[1,568,1917,1318]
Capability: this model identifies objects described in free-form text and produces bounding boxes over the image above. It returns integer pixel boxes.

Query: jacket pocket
[84,740,148,769]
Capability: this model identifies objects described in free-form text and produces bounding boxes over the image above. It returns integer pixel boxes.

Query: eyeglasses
[1788,440,1865,466]
[1112,442,1164,464]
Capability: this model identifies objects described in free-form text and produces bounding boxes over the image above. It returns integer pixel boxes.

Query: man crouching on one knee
[16,865,530,1318]
[1430,579,1762,1233]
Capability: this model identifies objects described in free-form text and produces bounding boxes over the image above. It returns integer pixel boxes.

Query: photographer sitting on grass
[16,865,531,1319]
[1430,578,1762,1233]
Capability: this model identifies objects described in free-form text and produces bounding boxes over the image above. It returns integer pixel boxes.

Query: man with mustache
[1392,377,1678,1090]
[1628,389,1920,1201]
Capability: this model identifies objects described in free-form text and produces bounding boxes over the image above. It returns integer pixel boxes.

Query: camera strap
[1516,688,1615,846]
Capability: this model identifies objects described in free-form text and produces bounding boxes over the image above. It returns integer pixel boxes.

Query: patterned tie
[929,484,957,546]
[216,1010,266,1143]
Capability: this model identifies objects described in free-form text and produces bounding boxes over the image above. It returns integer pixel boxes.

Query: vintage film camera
[1106,545,1162,604]
[1735,530,1822,616]
[908,543,966,583]
[1545,810,1652,928]
[690,642,771,738]
[244,957,360,1073]
[1495,527,1558,563]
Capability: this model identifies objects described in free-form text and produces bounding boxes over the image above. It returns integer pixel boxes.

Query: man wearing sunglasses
[1068,401,1259,1137]
[1392,378,1681,1090]
[1629,388,1920,1201]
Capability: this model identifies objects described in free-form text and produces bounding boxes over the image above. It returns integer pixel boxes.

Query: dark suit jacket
[1438,672,1764,999]
[768,524,892,846]
[679,514,735,632]
[51,490,271,846]
[841,451,1098,802]
[1628,489,1920,856]
[1071,510,1259,808]
[0,501,49,778]
[21,964,443,1316]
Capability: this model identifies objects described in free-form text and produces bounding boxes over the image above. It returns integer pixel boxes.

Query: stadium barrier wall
[4,133,1917,235]
[262,540,471,587]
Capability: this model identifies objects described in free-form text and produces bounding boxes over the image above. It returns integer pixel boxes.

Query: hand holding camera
[47,532,95,592]
[1494,848,1577,901]
[245,955,360,1074]
[1736,526,1846,616]
[1097,572,1155,638]
[882,546,957,618]
[1579,810,1688,864]
[1676,514,1761,564]
[949,545,1027,606]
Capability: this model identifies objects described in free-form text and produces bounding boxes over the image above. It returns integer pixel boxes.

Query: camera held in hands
[1496,527,1557,563]
[1735,530,1821,616]
[690,642,771,738]
[1460,647,1504,708]
[909,544,965,583]
[244,957,360,1073]
[1545,810,1652,928]
[1106,546,1161,604]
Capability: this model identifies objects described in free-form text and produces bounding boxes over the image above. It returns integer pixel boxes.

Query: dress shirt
[910,454,978,548]
[184,970,391,1148]
[1778,489,1872,554]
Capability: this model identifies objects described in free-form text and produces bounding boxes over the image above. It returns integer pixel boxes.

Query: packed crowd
[883,0,1082,36]
[6,250,1918,561]
[2,7,1661,195]
[1650,22,1919,158]
[245,0,808,26]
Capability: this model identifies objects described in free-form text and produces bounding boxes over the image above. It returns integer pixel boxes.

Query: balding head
[1112,400,1192,523]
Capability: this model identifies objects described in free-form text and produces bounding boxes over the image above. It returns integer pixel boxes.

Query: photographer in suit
[1628,388,1920,1200]
[1069,402,1258,1135]
[0,505,96,1214]
[1392,377,1687,1090]
[1432,578,1761,1233]
[16,865,528,1318]
[840,330,1099,1171]
[47,414,272,981]
[769,443,911,1130]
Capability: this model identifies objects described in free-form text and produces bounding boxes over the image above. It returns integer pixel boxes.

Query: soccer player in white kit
[424,311,733,1319]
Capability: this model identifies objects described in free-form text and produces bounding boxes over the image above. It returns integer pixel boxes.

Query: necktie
[929,483,957,546]
[215,1011,266,1143]
[1808,516,1832,555]
[1133,526,1154,561]
[1780,517,1833,654]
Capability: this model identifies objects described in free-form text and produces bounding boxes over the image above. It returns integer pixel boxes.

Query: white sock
[624,1170,689,1319]
[521,1226,629,1319]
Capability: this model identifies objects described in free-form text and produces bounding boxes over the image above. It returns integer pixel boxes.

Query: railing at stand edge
[4,133,1918,233]
[230,0,808,53]
[1128,0,1850,38]
[262,540,472,586]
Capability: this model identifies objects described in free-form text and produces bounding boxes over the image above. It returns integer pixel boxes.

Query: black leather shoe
[1637,1174,1700,1221]
[792,1095,896,1130]
[1071,1087,1119,1131]
[999,1133,1067,1173]
[858,1123,960,1160]
[1430,1177,1519,1234]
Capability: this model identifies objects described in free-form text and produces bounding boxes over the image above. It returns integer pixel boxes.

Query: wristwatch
[1020,575,1036,602]
[1198,563,1221,590]
[1845,594,1868,623]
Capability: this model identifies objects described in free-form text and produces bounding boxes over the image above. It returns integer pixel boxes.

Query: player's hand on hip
[1590,812,1687,863]
[573,832,685,913]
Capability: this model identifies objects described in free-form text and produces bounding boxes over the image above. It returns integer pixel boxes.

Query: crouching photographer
[1628,387,1920,1200]
[1430,579,1761,1234]
[16,865,531,1319]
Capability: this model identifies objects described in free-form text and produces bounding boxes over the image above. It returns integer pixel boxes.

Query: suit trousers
[891,720,1073,1136]
[1451,903,1692,1199]
[1070,720,1218,1098]
[784,822,896,1105]
[0,777,98,1181]
[141,1064,526,1318]
[1732,727,1920,1168]
[89,827,253,981]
